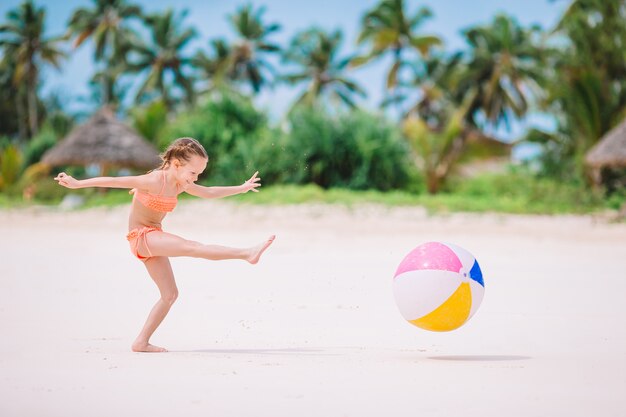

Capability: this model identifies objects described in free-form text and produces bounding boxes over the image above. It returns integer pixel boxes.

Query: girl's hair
[159,137,208,169]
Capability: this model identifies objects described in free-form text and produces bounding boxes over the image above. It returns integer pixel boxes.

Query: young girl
[54,137,275,353]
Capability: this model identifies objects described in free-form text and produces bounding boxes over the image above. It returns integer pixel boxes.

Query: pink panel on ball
[394,242,462,278]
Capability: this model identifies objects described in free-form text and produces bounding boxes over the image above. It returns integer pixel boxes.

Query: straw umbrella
[585,118,626,186]
[42,106,161,175]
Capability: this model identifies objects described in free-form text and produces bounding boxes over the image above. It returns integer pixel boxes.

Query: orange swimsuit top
[130,170,178,213]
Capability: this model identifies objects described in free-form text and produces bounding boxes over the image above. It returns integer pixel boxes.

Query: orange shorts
[126,226,162,261]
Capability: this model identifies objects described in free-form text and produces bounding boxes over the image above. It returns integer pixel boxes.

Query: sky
[0,0,569,143]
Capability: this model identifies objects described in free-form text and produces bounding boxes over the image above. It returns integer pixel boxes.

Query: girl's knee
[182,240,203,257]
[162,289,179,305]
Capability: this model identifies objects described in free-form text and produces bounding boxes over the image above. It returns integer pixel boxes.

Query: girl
[54,137,275,353]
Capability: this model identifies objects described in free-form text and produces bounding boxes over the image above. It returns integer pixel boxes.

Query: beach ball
[393,242,484,331]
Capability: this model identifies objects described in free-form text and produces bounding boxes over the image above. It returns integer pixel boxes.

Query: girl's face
[172,155,208,186]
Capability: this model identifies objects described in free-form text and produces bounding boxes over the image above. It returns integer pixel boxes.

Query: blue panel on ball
[469,261,484,287]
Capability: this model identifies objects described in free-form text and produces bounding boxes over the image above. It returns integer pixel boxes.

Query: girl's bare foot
[247,235,275,264]
[132,342,168,353]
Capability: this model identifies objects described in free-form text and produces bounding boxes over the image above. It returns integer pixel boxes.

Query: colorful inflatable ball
[393,242,485,331]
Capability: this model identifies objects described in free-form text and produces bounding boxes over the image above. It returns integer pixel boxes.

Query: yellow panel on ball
[409,282,472,331]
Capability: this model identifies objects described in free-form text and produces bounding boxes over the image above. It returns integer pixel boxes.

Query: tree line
[1,0,625,193]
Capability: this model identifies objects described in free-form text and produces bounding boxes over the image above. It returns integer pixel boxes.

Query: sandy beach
[1,200,625,417]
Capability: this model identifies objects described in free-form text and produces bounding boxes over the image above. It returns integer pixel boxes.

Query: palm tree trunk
[27,63,39,137]
[28,86,38,137]
[102,59,114,105]
[103,75,111,105]
[161,82,171,112]
[394,46,403,119]
[426,172,440,194]
[16,87,28,141]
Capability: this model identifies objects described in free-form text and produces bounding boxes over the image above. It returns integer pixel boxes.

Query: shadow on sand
[171,347,339,356]
[428,355,531,361]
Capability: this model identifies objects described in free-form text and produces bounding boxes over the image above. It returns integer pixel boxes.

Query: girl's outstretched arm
[54,172,152,190]
[185,171,261,199]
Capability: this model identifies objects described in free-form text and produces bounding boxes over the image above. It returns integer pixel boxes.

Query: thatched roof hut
[585,118,626,186]
[586,118,626,169]
[42,106,161,171]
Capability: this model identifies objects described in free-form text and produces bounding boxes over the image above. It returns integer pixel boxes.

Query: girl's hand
[54,172,80,189]
[241,171,261,193]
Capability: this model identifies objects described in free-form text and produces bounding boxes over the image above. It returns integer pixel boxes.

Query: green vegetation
[1,0,625,215]
[158,92,276,184]
[0,0,66,138]
[282,28,366,108]
[276,107,416,191]
[237,172,609,215]
[1,169,618,216]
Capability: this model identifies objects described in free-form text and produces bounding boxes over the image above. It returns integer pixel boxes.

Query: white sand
[1,201,625,416]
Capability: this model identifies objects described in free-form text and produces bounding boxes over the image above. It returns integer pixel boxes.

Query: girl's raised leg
[132,256,178,353]
[141,231,275,263]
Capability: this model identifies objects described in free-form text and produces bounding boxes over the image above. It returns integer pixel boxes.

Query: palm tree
[401,51,478,194]
[0,0,66,138]
[193,38,237,95]
[87,64,131,107]
[524,70,609,180]
[553,0,626,83]
[0,53,25,138]
[67,0,142,105]
[458,14,545,130]
[128,9,197,110]
[353,0,442,110]
[403,93,475,194]
[553,0,626,130]
[406,52,464,121]
[529,0,626,180]
[282,28,366,109]
[227,4,281,94]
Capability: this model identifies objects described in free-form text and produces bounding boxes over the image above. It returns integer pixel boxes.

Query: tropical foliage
[278,106,415,190]
[0,0,66,137]
[404,96,473,194]
[128,9,197,109]
[528,0,626,180]
[67,0,142,105]
[457,14,546,130]
[129,99,167,143]
[0,0,624,210]
[157,92,272,183]
[282,28,366,109]
[353,0,442,111]
[226,4,281,94]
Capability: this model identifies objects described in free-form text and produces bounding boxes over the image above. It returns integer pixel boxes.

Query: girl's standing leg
[132,256,178,353]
